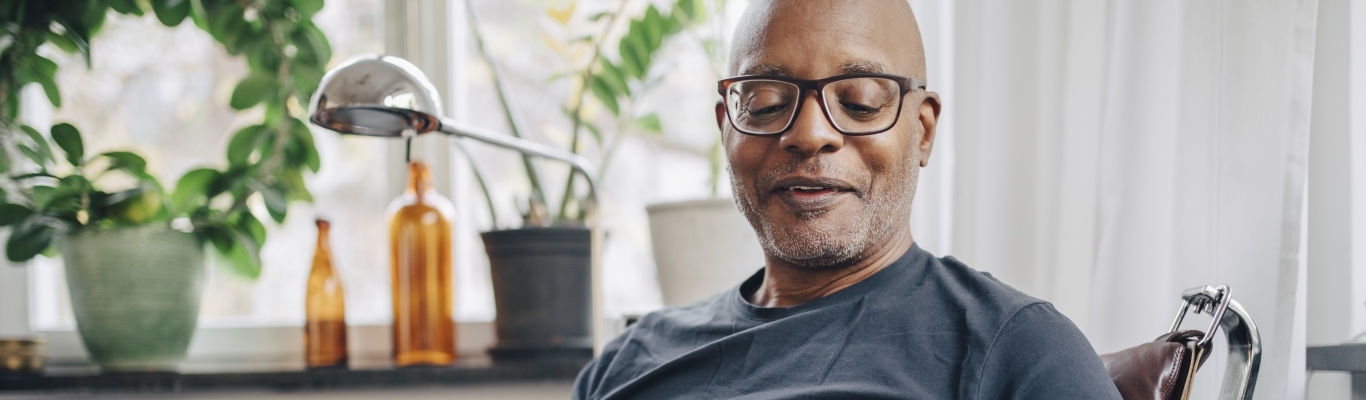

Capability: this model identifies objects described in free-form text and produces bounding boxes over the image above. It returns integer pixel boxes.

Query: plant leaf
[51,16,93,67]
[45,31,80,54]
[6,221,54,262]
[229,73,277,110]
[634,113,663,133]
[642,6,664,50]
[0,141,9,172]
[220,229,262,279]
[51,123,84,166]
[58,175,92,193]
[19,125,53,164]
[625,27,652,73]
[249,180,289,223]
[38,185,82,214]
[151,0,192,26]
[590,75,620,115]
[287,0,324,17]
[16,56,61,107]
[675,0,699,22]
[618,35,644,79]
[289,118,321,173]
[291,65,323,102]
[0,204,34,226]
[99,151,150,179]
[18,145,47,167]
[10,172,56,181]
[226,125,268,166]
[597,58,630,96]
[292,23,332,68]
[172,168,221,213]
[237,212,266,247]
[29,186,55,207]
[277,168,313,203]
[108,0,144,15]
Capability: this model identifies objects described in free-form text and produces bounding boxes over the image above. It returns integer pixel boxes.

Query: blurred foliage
[0,0,331,279]
[469,0,720,226]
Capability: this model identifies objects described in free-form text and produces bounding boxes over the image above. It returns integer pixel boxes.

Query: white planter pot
[647,198,764,307]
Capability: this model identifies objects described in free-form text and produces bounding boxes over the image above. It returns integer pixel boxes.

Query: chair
[1100,285,1262,400]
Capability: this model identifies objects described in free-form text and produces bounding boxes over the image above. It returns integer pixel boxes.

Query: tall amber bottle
[387,161,456,366]
[305,219,349,369]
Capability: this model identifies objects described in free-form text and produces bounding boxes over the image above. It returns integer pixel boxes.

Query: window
[24,0,401,330]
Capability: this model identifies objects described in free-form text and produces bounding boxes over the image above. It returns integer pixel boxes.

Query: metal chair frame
[1167,285,1262,400]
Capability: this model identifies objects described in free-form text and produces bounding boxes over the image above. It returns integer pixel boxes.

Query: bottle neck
[406,161,432,199]
[317,229,331,247]
[312,218,333,270]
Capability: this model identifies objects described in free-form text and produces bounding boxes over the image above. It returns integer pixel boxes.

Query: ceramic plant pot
[646,198,764,306]
[482,227,593,361]
[59,226,204,371]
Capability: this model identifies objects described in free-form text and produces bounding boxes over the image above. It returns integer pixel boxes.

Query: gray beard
[730,157,918,270]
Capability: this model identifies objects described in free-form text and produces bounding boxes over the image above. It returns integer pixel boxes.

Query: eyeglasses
[718,73,926,136]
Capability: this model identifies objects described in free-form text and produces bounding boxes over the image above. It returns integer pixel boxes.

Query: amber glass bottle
[305,219,349,369]
[387,161,456,366]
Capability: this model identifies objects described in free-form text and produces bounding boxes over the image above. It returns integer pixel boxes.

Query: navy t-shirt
[573,244,1122,399]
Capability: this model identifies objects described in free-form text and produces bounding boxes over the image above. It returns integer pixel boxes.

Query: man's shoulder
[621,289,734,344]
[907,254,1049,320]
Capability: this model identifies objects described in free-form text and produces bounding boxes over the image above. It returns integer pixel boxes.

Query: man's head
[718,0,940,270]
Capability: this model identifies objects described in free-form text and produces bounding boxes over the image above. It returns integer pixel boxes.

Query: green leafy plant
[0,0,331,278]
[466,0,724,226]
[0,124,171,260]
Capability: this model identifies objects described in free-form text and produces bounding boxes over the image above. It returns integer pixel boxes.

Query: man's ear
[917,92,941,167]
[715,100,727,133]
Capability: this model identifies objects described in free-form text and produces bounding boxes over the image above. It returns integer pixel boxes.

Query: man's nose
[779,90,844,157]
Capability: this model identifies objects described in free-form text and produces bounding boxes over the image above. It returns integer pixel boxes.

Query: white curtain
[947,1,1319,399]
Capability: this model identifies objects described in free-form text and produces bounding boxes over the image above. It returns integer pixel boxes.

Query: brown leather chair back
[1100,330,1210,400]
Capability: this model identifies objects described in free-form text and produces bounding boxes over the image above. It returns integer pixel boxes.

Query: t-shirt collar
[729,243,930,322]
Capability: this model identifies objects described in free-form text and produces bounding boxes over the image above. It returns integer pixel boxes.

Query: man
[574,1,1121,398]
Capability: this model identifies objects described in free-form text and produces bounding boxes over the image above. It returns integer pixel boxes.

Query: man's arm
[572,331,629,400]
[974,303,1122,400]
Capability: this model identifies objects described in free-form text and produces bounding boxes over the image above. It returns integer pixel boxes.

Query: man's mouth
[769,178,857,209]
[783,186,841,197]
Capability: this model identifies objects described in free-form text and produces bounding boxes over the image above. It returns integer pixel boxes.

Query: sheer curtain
[948,1,1319,398]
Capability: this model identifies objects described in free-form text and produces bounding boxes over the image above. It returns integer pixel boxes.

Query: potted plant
[464,0,717,359]
[536,0,763,308]
[0,0,330,370]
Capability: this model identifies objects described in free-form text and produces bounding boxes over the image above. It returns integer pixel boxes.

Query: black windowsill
[0,356,588,395]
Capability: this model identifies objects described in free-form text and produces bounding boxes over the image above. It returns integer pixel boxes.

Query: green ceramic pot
[59,225,205,371]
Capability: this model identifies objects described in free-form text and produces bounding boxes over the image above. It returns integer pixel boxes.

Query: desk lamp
[307,54,605,353]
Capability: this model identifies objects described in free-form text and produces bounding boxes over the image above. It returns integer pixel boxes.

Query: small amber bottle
[305,219,349,369]
[387,161,456,366]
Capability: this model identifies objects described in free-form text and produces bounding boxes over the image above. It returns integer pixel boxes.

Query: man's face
[719,0,939,269]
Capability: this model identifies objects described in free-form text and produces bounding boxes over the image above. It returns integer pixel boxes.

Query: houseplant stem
[463,1,550,214]
[557,0,631,222]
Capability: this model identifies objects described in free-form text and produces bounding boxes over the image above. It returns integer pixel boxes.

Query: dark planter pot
[481,227,593,362]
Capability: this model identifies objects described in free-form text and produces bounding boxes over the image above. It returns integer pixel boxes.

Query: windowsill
[25,322,508,370]
[0,355,587,395]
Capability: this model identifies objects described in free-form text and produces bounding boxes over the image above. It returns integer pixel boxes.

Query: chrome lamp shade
[310,55,442,137]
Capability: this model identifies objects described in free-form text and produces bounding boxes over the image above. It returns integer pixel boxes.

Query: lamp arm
[438,118,599,205]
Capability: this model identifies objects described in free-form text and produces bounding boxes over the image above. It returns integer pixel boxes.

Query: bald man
[574,1,1121,398]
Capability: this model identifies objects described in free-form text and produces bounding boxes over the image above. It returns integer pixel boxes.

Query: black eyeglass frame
[717,73,928,136]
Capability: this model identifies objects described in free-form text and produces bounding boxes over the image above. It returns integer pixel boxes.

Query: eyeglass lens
[726,77,902,135]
